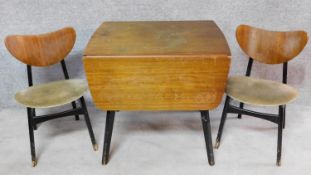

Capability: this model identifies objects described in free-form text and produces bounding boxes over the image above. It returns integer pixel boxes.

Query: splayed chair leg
[215,96,231,149]
[79,97,97,151]
[27,107,37,167]
[277,105,285,166]
[282,105,286,129]
[71,101,80,120]
[237,102,244,119]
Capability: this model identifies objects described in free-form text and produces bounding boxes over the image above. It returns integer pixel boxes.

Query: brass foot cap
[215,140,220,149]
[209,161,215,166]
[93,144,98,151]
[32,160,37,167]
[102,160,108,165]
[276,160,281,166]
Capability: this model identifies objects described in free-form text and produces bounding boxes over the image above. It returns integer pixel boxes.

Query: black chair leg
[215,96,231,148]
[277,105,285,166]
[71,101,80,120]
[200,110,215,166]
[238,102,244,119]
[32,109,38,130]
[282,105,286,129]
[79,97,97,151]
[102,111,115,165]
[27,107,37,167]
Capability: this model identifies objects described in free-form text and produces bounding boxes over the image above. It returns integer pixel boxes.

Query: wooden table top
[84,21,230,57]
[83,21,231,111]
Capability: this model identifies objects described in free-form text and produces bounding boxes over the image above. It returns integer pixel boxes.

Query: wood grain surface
[84,21,230,57]
[236,25,308,64]
[83,21,231,111]
[5,27,76,67]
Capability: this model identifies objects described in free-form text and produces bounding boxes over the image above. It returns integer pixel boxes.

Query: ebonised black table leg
[102,111,115,165]
[200,110,215,166]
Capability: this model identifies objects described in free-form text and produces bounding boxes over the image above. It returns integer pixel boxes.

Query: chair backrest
[236,25,308,64]
[5,27,76,67]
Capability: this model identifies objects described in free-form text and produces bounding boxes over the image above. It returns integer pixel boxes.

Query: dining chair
[4,27,98,167]
[215,25,308,166]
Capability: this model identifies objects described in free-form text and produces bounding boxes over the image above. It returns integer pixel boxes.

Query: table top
[83,20,231,111]
[84,21,231,57]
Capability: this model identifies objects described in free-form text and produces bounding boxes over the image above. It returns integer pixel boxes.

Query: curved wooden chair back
[236,25,308,64]
[5,27,76,67]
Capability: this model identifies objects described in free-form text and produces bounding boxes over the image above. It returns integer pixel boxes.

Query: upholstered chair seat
[226,76,298,106]
[15,79,88,108]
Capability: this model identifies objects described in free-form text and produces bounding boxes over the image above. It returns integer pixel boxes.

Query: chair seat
[15,79,88,108]
[226,76,298,106]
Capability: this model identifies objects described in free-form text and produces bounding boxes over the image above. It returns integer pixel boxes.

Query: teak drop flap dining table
[83,21,231,165]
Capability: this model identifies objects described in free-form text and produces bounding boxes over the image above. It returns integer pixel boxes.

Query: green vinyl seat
[226,76,298,106]
[15,79,88,108]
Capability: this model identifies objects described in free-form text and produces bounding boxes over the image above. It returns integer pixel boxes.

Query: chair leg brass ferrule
[93,144,98,151]
[102,157,108,165]
[276,160,281,166]
[215,140,220,149]
[32,160,37,167]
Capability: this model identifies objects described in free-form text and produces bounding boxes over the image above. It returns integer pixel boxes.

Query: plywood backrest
[236,25,308,64]
[5,27,76,67]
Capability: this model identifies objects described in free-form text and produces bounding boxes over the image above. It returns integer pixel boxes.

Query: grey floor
[1,103,311,175]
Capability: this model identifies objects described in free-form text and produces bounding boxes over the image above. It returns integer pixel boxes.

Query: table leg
[102,111,115,165]
[200,110,215,166]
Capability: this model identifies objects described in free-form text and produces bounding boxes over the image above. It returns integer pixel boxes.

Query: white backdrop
[0,0,310,108]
